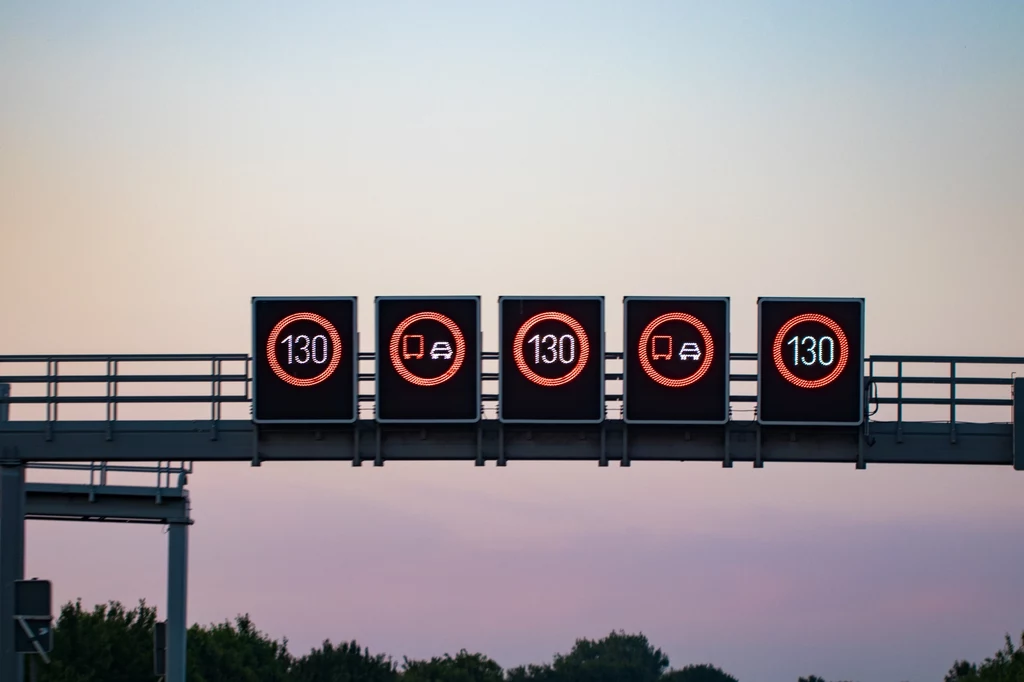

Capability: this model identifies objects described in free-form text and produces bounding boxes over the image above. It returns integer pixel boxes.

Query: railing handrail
[0,353,248,362]
[0,354,1020,428]
[1,352,1020,363]
[24,460,191,490]
[870,354,1024,364]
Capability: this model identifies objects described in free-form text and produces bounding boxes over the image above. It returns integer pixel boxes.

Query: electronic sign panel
[623,297,730,424]
[375,296,481,423]
[252,297,358,424]
[757,297,865,426]
[499,296,604,423]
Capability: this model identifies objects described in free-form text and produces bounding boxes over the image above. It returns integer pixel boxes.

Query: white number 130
[281,334,329,365]
[786,335,835,367]
[527,334,576,365]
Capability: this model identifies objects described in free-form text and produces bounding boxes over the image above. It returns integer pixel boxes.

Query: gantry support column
[167,520,189,682]
[0,464,26,682]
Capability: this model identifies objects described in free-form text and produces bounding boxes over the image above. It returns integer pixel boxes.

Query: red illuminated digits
[772,314,849,389]
[402,334,425,360]
[638,313,714,388]
[390,312,466,387]
[651,335,673,360]
[513,312,590,387]
[266,313,342,387]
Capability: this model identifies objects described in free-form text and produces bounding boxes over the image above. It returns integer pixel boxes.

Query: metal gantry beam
[0,419,1015,468]
[24,483,190,524]
[0,352,1021,468]
[8,469,192,682]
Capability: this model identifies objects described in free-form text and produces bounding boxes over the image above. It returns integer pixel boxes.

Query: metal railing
[25,461,191,490]
[867,355,1023,442]
[0,352,1020,427]
[0,354,250,439]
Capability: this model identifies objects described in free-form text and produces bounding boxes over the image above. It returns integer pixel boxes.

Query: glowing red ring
[512,312,590,387]
[772,314,849,389]
[266,312,342,387]
[638,313,715,388]
[389,312,466,387]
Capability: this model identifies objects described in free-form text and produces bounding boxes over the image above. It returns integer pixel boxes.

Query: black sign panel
[375,296,481,423]
[14,579,53,654]
[14,618,53,654]
[14,579,50,617]
[499,296,604,423]
[252,297,358,424]
[154,621,167,676]
[758,297,865,425]
[623,297,730,423]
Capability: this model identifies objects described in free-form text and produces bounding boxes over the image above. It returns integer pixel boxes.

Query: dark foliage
[25,598,1024,681]
[663,663,739,682]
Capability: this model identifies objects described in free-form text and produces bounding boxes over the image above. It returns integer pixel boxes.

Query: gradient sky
[2,2,1024,680]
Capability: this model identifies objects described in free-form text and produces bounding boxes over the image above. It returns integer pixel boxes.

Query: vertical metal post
[1013,377,1023,471]
[497,424,506,466]
[722,424,732,468]
[896,362,904,443]
[167,522,189,682]
[0,464,26,682]
[598,423,607,467]
[949,362,957,444]
[1,382,25,681]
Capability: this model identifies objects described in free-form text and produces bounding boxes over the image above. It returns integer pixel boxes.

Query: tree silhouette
[663,663,738,682]
[290,639,397,682]
[401,649,503,682]
[27,597,1024,682]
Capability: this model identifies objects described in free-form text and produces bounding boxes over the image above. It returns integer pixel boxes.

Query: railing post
[896,361,904,443]
[45,359,56,441]
[105,359,118,442]
[949,362,957,444]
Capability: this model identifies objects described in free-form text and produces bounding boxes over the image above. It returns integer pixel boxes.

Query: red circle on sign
[513,312,590,387]
[772,313,849,389]
[266,312,342,387]
[389,312,466,387]
[638,313,715,388]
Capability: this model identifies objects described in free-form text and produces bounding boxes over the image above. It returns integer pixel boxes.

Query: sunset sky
[2,1,1023,680]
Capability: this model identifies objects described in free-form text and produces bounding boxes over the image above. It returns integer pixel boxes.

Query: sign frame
[756,296,865,427]
[251,295,360,425]
[622,295,731,425]
[498,295,605,425]
[154,620,167,676]
[374,295,482,424]
[14,579,53,656]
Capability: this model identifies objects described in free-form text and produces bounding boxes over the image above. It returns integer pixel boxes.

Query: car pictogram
[678,342,701,361]
[429,341,453,360]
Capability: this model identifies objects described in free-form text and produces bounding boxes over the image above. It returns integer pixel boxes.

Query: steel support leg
[167,522,189,682]
[0,463,26,682]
